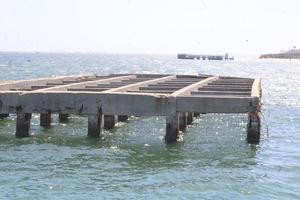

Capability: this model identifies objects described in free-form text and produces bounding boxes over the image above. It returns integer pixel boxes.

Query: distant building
[260,49,300,59]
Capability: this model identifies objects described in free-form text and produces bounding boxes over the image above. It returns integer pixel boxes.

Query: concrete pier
[16,113,32,137]
[177,53,234,60]
[104,115,117,129]
[59,114,69,122]
[0,73,262,144]
[40,113,52,128]
[88,114,103,137]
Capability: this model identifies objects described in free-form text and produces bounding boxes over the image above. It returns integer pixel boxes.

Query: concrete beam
[251,77,262,98]
[35,75,136,92]
[139,87,182,90]
[0,92,20,113]
[177,96,260,113]
[19,92,172,116]
[0,75,89,91]
[199,87,251,92]
[128,90,173,94]
[103,75,175,93]
[191,91,251,96]
[171,77,218,96]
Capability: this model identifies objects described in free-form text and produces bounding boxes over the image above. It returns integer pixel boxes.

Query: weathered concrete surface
[176,96,260,113]
[19,92,172,116]
[38,75,135,92]
[251,78,262,98]
[0,92,20,114]
[0,74,262,143]
[171,77,218,96]
[0,75,88,91]
[104,75,175,93]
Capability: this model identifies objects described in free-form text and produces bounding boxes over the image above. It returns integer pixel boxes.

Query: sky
[0,0,299,54]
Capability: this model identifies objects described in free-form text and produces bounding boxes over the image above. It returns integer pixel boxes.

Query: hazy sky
[0,0,299,54]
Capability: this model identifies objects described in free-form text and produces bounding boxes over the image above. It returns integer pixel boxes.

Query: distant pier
[177,53,234,60]
[0,73,261,143]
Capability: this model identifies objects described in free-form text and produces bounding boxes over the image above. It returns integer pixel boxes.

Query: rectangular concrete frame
[0,74,262,143]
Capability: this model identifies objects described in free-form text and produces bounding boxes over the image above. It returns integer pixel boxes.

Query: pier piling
[59,114,69,122]
[104,115,117,129]
[179,112,187,131]
[16,113,32,137]
[40,113,52,128]
[165,112,180,142]
[187,112,194,125]
[247,112,261,143]
[88,114,103,137]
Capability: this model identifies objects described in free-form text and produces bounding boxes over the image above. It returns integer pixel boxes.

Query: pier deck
[0,74,262,143]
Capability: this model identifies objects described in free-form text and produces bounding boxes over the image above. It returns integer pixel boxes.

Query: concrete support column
[118,115,128,122]
[88,114,103,137]
[40,113,52,128]
[187,112,194,125]
[179,112,187,131]
[0,114,9,119]
[247,112,261,144]
[193,112,200,118]
[165,112,180,142]
[59,113,69,123]
[104,115,117,129]
[16,113,32,137]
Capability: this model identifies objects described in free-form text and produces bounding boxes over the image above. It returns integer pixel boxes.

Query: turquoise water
[0,52,299,199]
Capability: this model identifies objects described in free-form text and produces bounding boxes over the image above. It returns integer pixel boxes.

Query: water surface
[0,52,299,199]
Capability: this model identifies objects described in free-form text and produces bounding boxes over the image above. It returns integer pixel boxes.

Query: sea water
[0,52,299,199]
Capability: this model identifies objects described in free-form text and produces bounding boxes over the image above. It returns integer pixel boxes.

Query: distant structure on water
[259,49,300,59]
[177,53,234,60]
